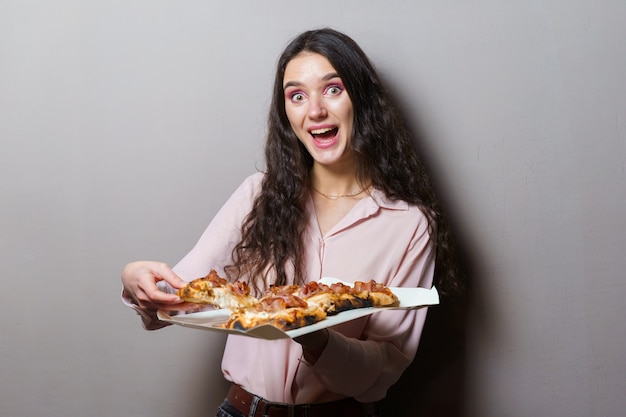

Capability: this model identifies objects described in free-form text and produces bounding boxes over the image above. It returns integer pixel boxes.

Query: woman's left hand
[294,328,330,363]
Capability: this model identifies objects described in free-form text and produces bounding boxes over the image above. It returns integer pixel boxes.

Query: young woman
[122,28,460,417]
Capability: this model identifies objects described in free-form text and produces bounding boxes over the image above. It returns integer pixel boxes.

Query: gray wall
[1,1,624,417]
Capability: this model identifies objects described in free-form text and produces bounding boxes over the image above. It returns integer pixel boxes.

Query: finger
[152,263,187,289]
[135,279,179,306]
[136,290,186,311]
[133,288,154,309]
[151,288,184,304]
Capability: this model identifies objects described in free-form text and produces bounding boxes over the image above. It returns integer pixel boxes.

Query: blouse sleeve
[307,214,435,401]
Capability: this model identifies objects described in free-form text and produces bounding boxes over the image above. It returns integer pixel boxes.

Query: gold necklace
[311,185,368,200]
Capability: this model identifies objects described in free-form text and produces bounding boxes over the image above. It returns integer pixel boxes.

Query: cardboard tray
[157,277,439,340]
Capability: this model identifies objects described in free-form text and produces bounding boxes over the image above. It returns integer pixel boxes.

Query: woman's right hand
[121,261,193,312]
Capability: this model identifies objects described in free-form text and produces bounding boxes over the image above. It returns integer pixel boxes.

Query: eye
[288,91,306,103]
[325,84,343,96]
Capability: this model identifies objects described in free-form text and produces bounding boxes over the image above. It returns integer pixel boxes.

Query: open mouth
[310,127,338,140]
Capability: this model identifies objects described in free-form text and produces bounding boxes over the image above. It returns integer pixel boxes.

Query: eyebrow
[283,72,341,90]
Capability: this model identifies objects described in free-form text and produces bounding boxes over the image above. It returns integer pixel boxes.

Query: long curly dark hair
[226,28,462,296]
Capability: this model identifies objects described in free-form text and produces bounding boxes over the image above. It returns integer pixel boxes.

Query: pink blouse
[126,172,435,404]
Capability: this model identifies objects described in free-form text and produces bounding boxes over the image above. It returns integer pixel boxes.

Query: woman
[122,28,460,417]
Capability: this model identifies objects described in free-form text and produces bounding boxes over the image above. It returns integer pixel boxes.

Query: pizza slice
[292,281,337,313]
[353,280,400,307]
[176,270,258,310]
[296,281,372,315]
[222,291,327,331]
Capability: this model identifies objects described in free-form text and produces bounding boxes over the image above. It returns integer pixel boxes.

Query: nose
[307,95,327,120]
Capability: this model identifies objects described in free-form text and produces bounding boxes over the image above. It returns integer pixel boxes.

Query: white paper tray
[157,277,439,340]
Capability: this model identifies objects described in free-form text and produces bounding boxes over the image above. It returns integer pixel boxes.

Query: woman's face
[283,52,354,169]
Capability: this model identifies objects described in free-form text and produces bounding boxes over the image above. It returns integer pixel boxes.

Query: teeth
[310,127,334,135]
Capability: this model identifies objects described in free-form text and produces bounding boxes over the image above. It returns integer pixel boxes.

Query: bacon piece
[329,282,355,295]
[229,281,251,296]
[353,280,392,294]
[297,281,331,297]
[264,285,300,297]
[256,294,307,312]
[204,270,227,287]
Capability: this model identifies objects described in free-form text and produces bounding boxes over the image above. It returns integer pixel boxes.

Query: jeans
[215,399,246,417]
[214,398,380,417]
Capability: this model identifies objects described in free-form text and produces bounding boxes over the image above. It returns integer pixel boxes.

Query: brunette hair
[226,28,462,296]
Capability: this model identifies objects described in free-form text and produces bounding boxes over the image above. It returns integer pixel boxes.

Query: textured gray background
[1,1,625,416]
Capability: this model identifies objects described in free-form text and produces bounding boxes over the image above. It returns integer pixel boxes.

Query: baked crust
[353,280,400,307]
[325,282,373,314]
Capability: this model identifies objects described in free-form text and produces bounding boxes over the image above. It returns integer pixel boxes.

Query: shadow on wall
[380,206,479,417]
[377,82,485,417]
[380,264,473,417]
